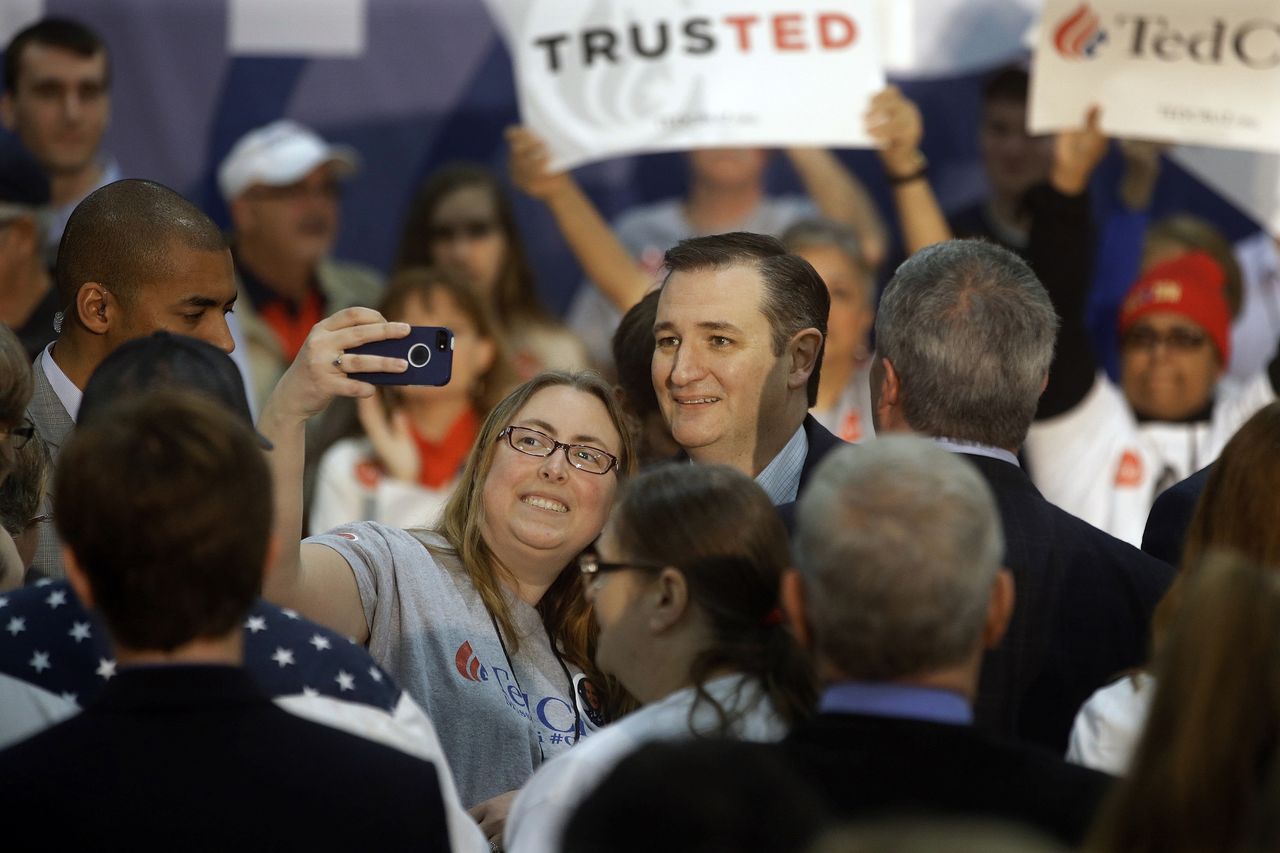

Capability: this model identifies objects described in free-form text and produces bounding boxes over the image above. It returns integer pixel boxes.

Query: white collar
[930,436,1020,468]
[40,343,82,421]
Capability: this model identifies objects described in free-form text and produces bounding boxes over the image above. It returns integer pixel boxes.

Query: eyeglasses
[2,421,36,449]
[428,220,498,243]
[498,425,619,475]
[1121,326,1210,353]
[577,553,669,576]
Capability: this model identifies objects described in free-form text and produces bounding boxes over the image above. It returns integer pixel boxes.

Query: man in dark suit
[0,390,450,851]
[25,178,239,580]
[779,436,1111,847]
[869,239,1173,752]
[651,232,844,512]
[1142,465,1210,567]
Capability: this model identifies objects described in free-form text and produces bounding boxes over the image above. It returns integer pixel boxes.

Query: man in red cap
[1027,250,1275,546]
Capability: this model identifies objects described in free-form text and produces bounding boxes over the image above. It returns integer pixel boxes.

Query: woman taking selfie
[261,311,634,846]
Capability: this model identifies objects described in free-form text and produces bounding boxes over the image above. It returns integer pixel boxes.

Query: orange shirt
[410,409,480,489]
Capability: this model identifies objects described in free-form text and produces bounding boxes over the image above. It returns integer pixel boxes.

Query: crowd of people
[0,13,1278,853]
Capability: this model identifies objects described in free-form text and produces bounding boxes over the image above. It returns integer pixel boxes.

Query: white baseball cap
[217,119,360,202]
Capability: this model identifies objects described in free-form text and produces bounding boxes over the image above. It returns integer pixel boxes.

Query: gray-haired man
[868,239,1172,752]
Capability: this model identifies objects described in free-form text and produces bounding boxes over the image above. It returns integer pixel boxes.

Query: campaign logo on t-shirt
[454,640,489,682]
[1115,449,1144,488]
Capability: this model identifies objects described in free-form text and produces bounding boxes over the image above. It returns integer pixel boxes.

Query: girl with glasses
[504,462,816,853]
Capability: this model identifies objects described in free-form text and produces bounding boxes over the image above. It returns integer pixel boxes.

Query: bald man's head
[55,179,237,354]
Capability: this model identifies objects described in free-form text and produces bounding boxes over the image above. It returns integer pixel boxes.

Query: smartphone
[348,326,454,386]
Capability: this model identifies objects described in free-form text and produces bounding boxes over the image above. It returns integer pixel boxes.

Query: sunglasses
[428,220,498,242]
[1121,325,1210,353]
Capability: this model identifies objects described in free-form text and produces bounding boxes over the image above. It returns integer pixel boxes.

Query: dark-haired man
[1,17,115,253]
[25,178,237,578]
[652,232,843,510]
[948,66,1054,255]
[0,391,451,851]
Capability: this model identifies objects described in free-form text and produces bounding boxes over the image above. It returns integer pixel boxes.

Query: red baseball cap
[1119,251,1231,363]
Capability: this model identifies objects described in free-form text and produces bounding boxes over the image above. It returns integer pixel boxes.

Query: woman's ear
[648,566,689,633]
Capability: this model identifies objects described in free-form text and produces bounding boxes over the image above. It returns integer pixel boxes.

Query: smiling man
[652,232,843,509]
[25,178,238,580]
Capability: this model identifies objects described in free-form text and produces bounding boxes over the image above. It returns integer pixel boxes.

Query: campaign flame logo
[454,641,488,682]
[1054,3,1107,59]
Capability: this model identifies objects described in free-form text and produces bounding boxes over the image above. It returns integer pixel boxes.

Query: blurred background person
[0,323,33,589]
[505,462,816,853]
[609,289,679,467]
[0,17,114,255]
[219,119,383,410]
[1086,553,1280,853]
[1069,402,1280,775]
[309,266,512,531]
[396,163,588,378]
[0,134,58,359]
[948,66,1054,256]
[782,219,877,443]
[0,427,49,578]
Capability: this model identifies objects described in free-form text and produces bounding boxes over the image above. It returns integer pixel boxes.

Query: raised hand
[263,307,410,427]
[1052,105,1109,196]
[356,394,419,483]
[506,125,571,201]
[866,85,925,179]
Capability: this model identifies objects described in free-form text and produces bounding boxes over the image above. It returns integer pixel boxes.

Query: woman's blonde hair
[431,371,636,704]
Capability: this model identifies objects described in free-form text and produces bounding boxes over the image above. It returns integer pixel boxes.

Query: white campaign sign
[485,0,885,171]
[1030,0,1280,153]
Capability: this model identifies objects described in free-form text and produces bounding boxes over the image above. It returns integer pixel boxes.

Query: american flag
[0,579,402,714]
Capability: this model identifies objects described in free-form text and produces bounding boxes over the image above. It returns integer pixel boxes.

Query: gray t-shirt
[566,194,818,365]
[308,523,590,807]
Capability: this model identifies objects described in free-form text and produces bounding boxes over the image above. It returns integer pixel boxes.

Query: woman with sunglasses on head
[260,311,635,849]
[397,164,589,379]
[503,462,817,853]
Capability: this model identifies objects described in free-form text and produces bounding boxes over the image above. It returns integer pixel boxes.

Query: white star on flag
[45,589,67,609]
[96,658,116,680]
[0,595,8,609]
[68,622,92,642]
[309,634,331,651]
[282,608,301,620]
[245,616,267,633]
[271,647,295,667]
[6,616,25,636]
[60,692,78,706]
[335,670,355,692]
[29,650,50,673]
[368,667,383,683]
[34,578,52,587]
[302,686,319,698]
